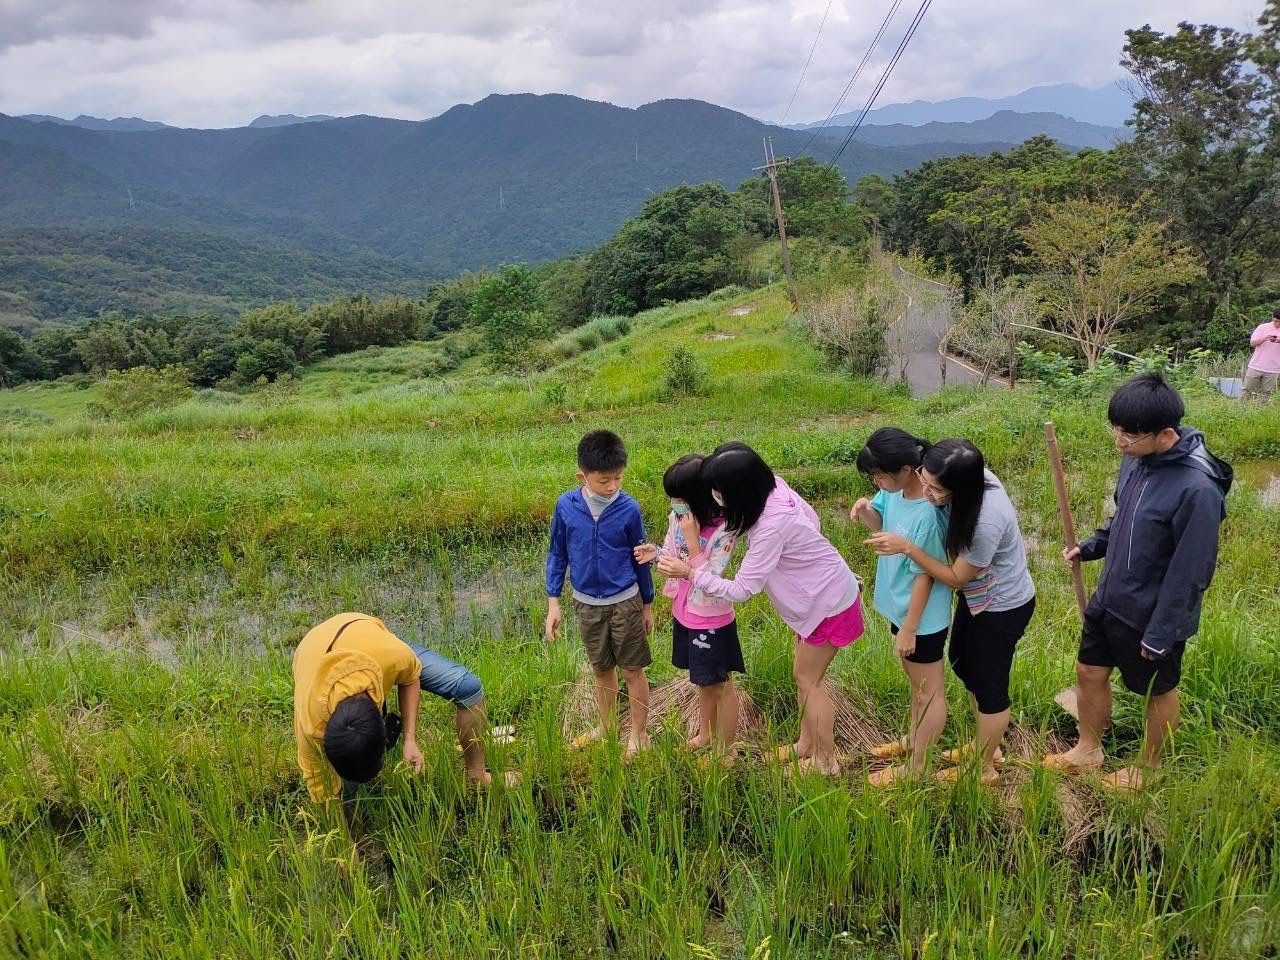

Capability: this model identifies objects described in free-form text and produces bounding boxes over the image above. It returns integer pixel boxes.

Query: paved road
[891,262,982,398]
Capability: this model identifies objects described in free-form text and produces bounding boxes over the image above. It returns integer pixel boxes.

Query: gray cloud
[0,0,1259,128]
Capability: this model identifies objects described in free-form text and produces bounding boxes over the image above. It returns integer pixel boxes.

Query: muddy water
[1237,459,1280,508]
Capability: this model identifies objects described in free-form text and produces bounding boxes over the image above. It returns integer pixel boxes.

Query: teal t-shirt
[869,489,952,634]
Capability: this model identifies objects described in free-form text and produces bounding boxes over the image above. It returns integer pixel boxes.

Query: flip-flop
[936,765,999,787]
[868,764,913,788]
[1100,767,1146,792]
[773,743,806,763]
[940,744,1004,767]
[1042,751,1104,774]
[569,730,605,750]
[869,738,910,760]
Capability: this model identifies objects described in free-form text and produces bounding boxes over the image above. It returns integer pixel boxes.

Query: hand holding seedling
[402,738,424,773]
[850,497,877,526]
[865,532,910,556]
[656,554,692,579]
[633,543,658,564]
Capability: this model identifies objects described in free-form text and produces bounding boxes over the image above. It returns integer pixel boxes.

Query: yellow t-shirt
[292,613,420,803]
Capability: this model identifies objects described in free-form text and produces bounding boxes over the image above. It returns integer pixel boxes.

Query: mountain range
[1,90,1135,325]
[793,82,1135,129]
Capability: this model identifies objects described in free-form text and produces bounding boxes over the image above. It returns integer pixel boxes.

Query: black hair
[662,454,718,528]
[1273,306,1280,320]
[323,692,386,784]
[702,441,776,535]
[921,439,991,558]
[856,427,933,476]
[1107,374,1184,435]
[577,430,628,473]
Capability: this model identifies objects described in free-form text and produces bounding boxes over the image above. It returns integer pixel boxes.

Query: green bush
[663,346,708,397]
[93,365,193,419]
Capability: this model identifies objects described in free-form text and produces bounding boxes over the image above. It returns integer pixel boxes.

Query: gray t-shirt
[957,471,1035,614]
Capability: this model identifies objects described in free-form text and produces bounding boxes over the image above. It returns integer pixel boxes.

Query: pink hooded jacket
[691,477,858,637]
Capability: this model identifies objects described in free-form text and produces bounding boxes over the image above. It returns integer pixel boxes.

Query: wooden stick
[1044,422,1087,618]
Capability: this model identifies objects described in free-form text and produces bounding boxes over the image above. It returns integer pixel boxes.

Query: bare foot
[625,733,652,758]
[1042,745,1104,774]
[685,734,712,751]
[569,726,607,750]
[787,756,841,778]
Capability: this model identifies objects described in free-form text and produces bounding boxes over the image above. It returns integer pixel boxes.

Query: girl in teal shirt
[851,427,952,786]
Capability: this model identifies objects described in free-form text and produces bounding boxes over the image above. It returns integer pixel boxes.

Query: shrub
[663,346,708,397]
[95,365,193,419]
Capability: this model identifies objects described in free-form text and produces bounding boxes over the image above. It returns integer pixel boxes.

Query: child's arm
[397,680,423,772]
[895,573,933,658]
[668,525,784,603]
[629,506,656,634]
[545,505,569,641]
[851,497,883,532]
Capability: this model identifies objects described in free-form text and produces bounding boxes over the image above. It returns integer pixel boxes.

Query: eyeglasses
[1109,425,1153,447]
[915,466,947,497]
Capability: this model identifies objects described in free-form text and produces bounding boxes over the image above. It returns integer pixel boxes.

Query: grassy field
[2,285,1279,958]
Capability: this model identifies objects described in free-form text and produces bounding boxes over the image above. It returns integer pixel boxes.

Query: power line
[778,0,834,128]
[827,0,933,169]
[795,0,905,159]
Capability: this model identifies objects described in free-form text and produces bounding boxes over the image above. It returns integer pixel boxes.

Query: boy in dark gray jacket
[1045,374,1232,790]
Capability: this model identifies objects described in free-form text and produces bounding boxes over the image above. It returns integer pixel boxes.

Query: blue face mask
[671,502,691,517]
[586,489,616,508]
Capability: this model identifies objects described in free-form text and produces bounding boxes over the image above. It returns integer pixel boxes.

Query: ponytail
[855,427,933,476]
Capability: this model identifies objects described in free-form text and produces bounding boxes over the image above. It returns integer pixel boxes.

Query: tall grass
[1,284,1279,957]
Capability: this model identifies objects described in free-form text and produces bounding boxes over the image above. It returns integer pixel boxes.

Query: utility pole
[755,138,798,312]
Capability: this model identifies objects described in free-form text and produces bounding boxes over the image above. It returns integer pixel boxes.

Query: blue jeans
[341,644,484,802]
[408,642,485,709]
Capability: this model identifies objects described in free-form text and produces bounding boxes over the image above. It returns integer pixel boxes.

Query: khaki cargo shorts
[574,593,651,672]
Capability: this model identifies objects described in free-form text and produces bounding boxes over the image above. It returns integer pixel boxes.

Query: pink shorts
[798,596,865,648]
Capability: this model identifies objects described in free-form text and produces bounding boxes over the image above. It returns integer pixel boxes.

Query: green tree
[234,339,299,383]
[1123,12,1280,307]
[470,265,548,368]
[0,329,46,388]
[235,304,325,365]
[1021,197,1203,364]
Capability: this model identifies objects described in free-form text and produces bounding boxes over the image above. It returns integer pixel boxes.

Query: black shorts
[672,620,745,687]
[1078,603,1185,696]
[948,596,1035,714]
[890,623,948,664]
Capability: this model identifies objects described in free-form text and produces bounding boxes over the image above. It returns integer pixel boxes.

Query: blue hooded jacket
[545,488,655,604]
[1079,427,1232,657]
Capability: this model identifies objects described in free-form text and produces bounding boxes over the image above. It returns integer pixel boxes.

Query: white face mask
[711,491,725,507]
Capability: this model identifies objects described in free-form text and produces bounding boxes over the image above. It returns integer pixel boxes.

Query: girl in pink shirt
[636,455,743,759]
[657,442,863,777]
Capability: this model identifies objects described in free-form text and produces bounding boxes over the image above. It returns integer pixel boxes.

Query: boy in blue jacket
[546,430,655,755]
[1046,374,1232,790]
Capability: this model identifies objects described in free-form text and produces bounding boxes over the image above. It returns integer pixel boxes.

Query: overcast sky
[0,0,1261,128]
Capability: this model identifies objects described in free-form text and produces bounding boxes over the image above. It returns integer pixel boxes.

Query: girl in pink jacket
[657,442,863,777]
[636,454,743,761]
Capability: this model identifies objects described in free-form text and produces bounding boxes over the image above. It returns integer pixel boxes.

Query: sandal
[1100,766,1147,792]
[936,765,999,787]
[1042,751,1104,775]
[868,764,914,788]
[939,743,1004,767]
[869,738,910,760]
